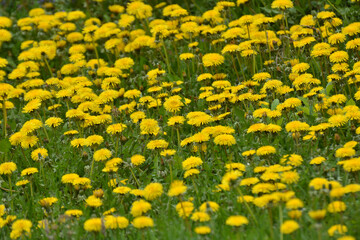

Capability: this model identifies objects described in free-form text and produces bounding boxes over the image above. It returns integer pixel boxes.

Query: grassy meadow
[1,0,360,239]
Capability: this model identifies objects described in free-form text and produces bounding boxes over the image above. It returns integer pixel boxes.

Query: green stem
[179,196,192,237]
[236,187,258,225]
[115,136,120,156]
[92,38,100,67]
[176,128,181,149]
[90,158,95,180]
[130,167,140,188]
[283,11,289,31]
[43,57,52,77]
[264,27,271,60]
[40,159,45,182]
[231,54,240,81]
[30,180,33,198]
[36,111,49,141]
[268,207,275,239]
[191,177,200,204]
[279,204,283,240]
[8,175,13,212]
[317,226,322,240]
[2,98,7,138]
[236,54,247,80]
[161,39,172,74]
[325,0,342,17]
[169,162,173,182]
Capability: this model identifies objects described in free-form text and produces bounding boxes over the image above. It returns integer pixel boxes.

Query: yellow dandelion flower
[202,53,224,67]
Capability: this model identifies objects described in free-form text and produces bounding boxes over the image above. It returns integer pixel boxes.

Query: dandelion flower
[285,121,310,132]
[199,201,219,212]
[131,154,145,166]
[130,199,152,217]
[184,169,200,178]
[280,220,299,234]
[21,168,38,176]
[308,209,326,220]
[0,162,17,175]
[39,197,58,208]
[329,51,349,63]
[256,146,276,156]
[106,123,126,135]
[328,201,346,213]
[182,156,203,170]
[214,134,236,146]
[140,119,160,136]
[85,196,102,208]
[143,183,163,200]
[163,95,184,113]
[195,226,211,234]
[84,218,102,232]
[202,53,224,67]
[328,225,347,237]
[226,215,249,227]
[176,201,194,218]
[132,216,154,229]
[93,148,112,162]
[191,212,210,222]
[113,186,132,194]
[64,209,83,218]
[168,180,187,197]
[10,219,32,239]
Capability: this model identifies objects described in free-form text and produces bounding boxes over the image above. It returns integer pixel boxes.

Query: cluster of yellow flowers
[0,0,360,239]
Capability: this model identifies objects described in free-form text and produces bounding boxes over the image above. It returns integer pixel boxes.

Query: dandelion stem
[252,54,256,76]
[8,174,13,212]
[90,158,95,180]
[264,27,271,60]
[283,11,289,31]
[191,177,200,204]
[268,207,275,239]
[176,128,181,149]
[36,111,49,141]
[40,159,46,182]
[92,38,100,67]
[236,187,258,225]
[231,55,240,81]
[172,41,181,75]
[236,54,247,81]
[30,180,33,198]
[2,98,7,138]
[317,225,322,240]
[20,148,31,166]
[161,39,172,74]
[279,204,283,240]
[169,162,173,182]
[179,196,192,237]
[43,57,52,77]
[130,167,140,188]
[115,136,120,156]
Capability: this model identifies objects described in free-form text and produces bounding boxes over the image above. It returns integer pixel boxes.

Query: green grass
[1,0,360,239]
